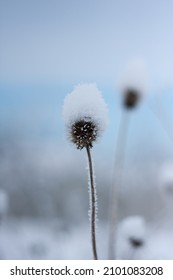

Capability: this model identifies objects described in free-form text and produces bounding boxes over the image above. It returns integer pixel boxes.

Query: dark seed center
[71,119,97,149]
[123,89,139,109]
[129,237,143,248]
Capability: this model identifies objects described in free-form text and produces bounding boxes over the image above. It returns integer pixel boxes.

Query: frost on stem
[62,83,108,260]
[86,145,98,260]
[86,153,98,224]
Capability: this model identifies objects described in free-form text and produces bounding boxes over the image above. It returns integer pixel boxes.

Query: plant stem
[150,95,173,144]
[86,145,98,260]
[108,111,130,259]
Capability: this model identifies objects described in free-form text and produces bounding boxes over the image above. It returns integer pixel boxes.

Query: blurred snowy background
[1,0,173,259]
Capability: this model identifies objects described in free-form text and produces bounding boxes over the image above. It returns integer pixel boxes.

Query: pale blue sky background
[0,0,173,164]
[1,1,173,253]
[1,0,173,86]
[1,0,173,226]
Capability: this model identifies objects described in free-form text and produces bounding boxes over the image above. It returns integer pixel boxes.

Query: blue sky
[1,0,173,165]
[1,0,173,86]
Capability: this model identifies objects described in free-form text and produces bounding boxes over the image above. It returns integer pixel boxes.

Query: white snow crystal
[62,83,108,140]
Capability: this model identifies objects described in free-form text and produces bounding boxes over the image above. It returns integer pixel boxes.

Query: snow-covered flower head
[63,83,108,150]
[159,162,173,204]
[117,216,146,247]
[119,59,148,109]
[116,215,146,259]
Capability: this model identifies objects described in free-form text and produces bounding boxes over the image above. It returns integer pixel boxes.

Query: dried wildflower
[71,118,98,150]
[119,59,148,109]
[62,83,108,260]
[108,60,148,259]
[63,83,108,147]
[129,237,144,248]
[123,88,140,109]
[116,216,146,259]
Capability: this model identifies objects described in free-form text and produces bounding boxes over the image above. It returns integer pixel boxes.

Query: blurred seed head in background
[119,59,149,109]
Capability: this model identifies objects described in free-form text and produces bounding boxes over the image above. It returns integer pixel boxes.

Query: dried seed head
[123,88,140,109]
[116,216,146,259]
[71,118,98,149]
[119,59,148,109]
[63,83,108,149]
[129,237,144,248]
[117,216,146,242]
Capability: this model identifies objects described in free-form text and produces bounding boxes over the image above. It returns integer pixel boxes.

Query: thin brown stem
[86,145,98,260]
[108,111,130,259]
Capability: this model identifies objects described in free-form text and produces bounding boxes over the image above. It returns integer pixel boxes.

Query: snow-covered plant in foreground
[63,83,108,149]
[63,83,108,260]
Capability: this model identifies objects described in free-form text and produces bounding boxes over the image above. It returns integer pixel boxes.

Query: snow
[0,219,106,260]
[62,83,108,142]
[115,215,173,260]
[141,229,173,260]
[119,59,148,97]
[116,216,147,260]
[0,217,173,260]
[117,215,146,241]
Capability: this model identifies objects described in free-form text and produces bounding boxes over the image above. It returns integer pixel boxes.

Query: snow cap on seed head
[119,59,148,109]
[63,83,108,149]
[116,216,146,259]
[117,215,146,242]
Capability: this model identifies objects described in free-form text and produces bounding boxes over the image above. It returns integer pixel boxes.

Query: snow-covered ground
[0,216,173,260]
[0,218,109,260]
